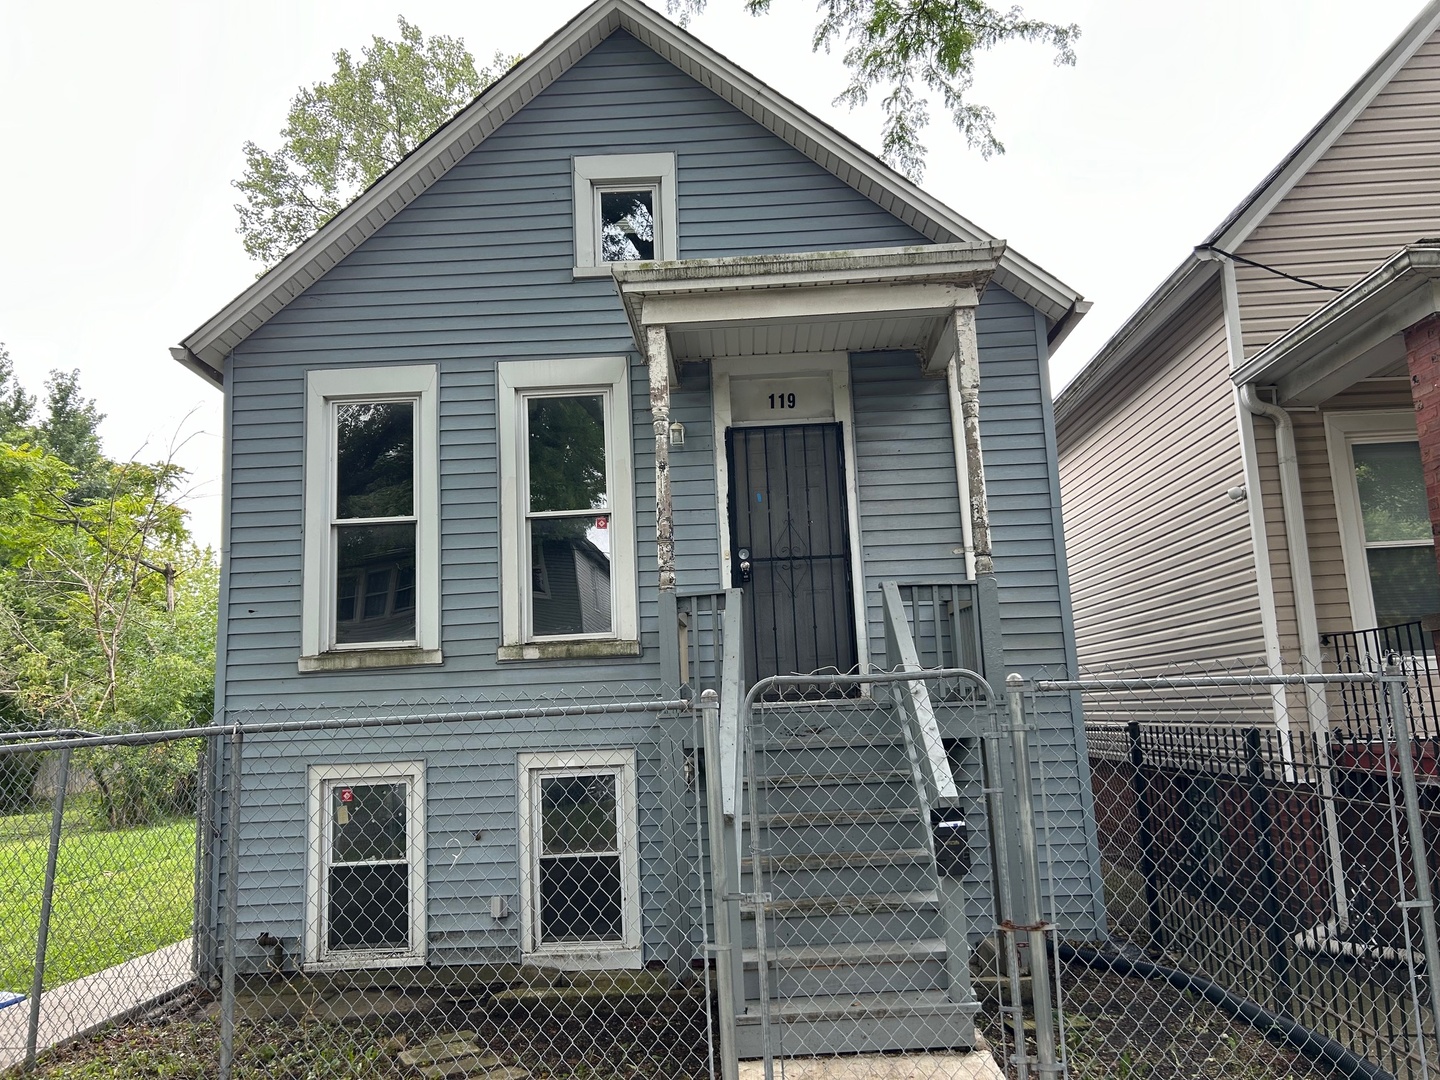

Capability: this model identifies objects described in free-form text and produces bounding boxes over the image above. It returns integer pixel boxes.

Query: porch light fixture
[668,420,686,447]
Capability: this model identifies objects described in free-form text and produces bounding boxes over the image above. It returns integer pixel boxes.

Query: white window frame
[497,356,638,658]
[301,365,441,671]
[516,749,641,969]
[304,760,427,970]
[1324,409,1429,629]
[572,153,677,277]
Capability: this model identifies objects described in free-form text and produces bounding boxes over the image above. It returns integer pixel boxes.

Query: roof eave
[1053,255,1220,426]
[174,0,1083,382]
[1233,244,1440,399]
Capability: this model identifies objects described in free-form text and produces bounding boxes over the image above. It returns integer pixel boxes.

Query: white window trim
[1324,409,1424,630]
[572,153,677,277]
[497,356,638,658]
[304,760,427,970]
[301,365,441,671]
[517,749,641,969]
[710,353,871,678]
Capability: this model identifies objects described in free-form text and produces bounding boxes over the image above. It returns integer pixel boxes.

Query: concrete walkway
[0,939,193,1070]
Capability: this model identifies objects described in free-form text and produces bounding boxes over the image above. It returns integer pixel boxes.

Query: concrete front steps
[732,702,978,1058]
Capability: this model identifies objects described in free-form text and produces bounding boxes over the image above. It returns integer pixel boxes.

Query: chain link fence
[3,666,1439,1080]
[1026,663,1440,1080]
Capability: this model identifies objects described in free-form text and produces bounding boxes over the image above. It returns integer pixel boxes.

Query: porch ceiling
[612,243,1002,367]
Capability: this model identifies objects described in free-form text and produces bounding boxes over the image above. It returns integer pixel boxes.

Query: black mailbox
[931,808,971,878]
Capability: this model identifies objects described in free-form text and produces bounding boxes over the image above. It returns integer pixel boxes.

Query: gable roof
[1054,0,1440,426]
[172,0,1086,387]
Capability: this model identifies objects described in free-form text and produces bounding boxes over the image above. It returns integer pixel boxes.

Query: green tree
[670,0,1078,181]
[0,345,35,443]
[0,360,217,825]
[234,17,513,267]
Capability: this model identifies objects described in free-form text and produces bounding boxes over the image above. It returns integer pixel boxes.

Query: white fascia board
[1206,1,1440,252]
[1053,255,1220,428]
[175,0,1083,384]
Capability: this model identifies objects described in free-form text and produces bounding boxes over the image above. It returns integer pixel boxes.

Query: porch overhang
[1234,241,1440,405]
[612,243,1003,378]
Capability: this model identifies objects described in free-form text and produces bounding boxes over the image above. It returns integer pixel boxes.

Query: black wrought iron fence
[1323,621,1440,737]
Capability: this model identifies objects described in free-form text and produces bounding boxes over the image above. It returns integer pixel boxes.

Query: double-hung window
[305,761,426,969]
[1326,410,1440,630]
[302,366,440,670]
[498,357,637,659]
[517,750,640,968]
[572,154,677,276]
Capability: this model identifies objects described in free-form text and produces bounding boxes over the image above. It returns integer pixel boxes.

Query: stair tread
[759,769,912,787]
[740,890,940,918]
[753,733,904,752]
[746,807,920,828]
[746,847,931,872]
[736,989,972,1023]
[741,938,946,966]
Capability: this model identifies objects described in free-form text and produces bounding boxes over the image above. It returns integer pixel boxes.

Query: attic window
[573,154,676,277]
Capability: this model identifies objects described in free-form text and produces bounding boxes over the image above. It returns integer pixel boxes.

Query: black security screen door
[727,423,858,689]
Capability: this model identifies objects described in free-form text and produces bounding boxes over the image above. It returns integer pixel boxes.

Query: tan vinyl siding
[1236,34,1440,354]
[1301,380,1417,635]
[1057,281,1265,671]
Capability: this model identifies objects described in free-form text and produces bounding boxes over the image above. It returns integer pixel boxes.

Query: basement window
[305,761,426,969]
[517,749,640,968]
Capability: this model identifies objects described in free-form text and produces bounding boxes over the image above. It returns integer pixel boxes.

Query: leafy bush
[84,740,202,829]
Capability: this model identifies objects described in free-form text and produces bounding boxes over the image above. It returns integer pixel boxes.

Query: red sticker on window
[339,788,354,803]
[595,516,609,530]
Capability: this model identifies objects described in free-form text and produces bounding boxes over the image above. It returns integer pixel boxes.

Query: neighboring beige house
[1055,1,1440,728]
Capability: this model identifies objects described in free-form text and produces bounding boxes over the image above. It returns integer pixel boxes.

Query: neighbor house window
[301,366,440,670]
[517,750,640,968]
[572,153,677,276]
[305,761,426,968]
[497,357,637,659]
[1326,411,1440,629]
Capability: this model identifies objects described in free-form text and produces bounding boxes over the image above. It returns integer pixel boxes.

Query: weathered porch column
[645,325,676,593]
[945,303,992,577]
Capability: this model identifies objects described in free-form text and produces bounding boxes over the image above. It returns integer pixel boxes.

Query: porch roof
[1233,241,1440,404]
[611,242,1001,368]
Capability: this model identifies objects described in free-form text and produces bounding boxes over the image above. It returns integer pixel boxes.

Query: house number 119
[769,392,797,409]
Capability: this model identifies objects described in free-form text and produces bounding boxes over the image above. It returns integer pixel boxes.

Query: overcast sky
[0,0,1428,546]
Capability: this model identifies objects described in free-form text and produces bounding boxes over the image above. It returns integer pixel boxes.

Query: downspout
[1238,383,1350,927]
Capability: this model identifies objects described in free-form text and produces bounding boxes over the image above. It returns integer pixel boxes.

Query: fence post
[1382,660,1440,1050]
[1243,728,1291,1015]
[1006,675,1058,1078]
[218,729,243,1080]
[1126,722,1164,948]
[698,690,738,1080]
[24,745,70,1072]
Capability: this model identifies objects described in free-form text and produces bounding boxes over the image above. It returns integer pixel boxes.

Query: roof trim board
[176,0,1084,385]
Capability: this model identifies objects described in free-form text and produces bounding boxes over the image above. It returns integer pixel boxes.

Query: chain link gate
[724,667,1007,1080]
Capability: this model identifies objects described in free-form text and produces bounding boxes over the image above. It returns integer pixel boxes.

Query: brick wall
[1404,313,1440,583]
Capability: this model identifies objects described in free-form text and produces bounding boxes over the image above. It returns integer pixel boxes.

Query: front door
[726,422,859,687]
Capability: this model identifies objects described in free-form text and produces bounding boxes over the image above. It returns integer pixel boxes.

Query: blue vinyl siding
[214,27,1100,968]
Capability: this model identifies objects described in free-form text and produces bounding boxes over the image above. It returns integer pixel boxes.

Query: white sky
[0,0,1428,547]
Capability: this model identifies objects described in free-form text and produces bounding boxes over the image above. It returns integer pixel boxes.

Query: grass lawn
[0,812,195,993]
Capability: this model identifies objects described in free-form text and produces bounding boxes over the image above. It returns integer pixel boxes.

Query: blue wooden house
[172,0,1103,1059]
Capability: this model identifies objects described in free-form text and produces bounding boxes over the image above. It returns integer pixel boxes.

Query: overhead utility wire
[1200,246,1343,292]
